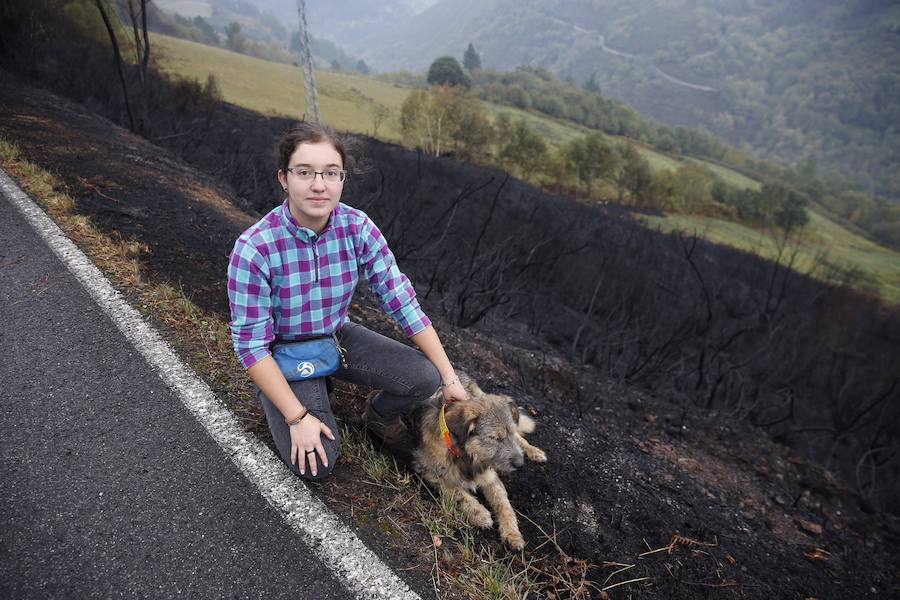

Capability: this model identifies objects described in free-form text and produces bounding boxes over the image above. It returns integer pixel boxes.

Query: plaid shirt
[227,200,431,369]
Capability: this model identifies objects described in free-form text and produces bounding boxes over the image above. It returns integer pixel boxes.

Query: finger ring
[306,450,316,454]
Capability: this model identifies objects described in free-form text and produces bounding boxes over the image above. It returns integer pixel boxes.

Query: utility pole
[295,0,320,123]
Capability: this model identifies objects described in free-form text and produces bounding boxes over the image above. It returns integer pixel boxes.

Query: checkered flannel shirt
[227,200,431,369]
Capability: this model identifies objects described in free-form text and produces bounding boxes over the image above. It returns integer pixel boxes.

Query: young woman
[227,123,466,480]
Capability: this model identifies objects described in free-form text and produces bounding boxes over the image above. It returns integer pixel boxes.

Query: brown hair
[275,122,351,173]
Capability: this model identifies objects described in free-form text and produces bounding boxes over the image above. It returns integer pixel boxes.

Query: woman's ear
[277,170,287,191]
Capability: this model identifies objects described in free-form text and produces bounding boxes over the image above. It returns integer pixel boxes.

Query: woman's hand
[441,377,468,405]
[289,414,334,477]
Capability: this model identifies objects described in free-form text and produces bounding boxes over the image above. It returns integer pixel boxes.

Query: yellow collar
[438,403,463,458]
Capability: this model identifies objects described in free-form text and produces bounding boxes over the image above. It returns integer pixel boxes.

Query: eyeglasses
[284,167,347,183]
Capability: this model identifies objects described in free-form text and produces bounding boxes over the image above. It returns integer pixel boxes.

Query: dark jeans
[256,322,441,481]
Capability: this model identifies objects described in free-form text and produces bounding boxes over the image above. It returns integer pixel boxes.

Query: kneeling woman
[227,123,466,479]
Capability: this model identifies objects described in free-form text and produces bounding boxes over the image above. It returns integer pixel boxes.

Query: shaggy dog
[409,373,547,550]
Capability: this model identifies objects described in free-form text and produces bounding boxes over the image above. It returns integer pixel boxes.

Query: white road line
[1,168,421,600]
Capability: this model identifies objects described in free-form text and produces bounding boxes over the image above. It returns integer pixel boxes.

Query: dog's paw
[467,505,494,529]
[502,530,525,551]
[525,446,547,463]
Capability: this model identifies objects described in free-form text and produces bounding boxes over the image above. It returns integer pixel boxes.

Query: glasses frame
[284,166,347,183]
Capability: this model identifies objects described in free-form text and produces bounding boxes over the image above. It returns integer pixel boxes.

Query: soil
[2,73,899,599]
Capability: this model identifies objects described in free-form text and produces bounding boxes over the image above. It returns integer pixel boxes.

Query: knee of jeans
[409,361,441,399]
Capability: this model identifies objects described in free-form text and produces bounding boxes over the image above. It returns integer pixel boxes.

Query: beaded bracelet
[441,377,459,388]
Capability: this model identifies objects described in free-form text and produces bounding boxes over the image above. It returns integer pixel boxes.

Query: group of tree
[399,85,491,161]
[472,64,729,162]
[401,50,899,250]
[399,79,809,234]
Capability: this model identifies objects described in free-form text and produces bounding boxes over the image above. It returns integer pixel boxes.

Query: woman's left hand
[441,376,468,404]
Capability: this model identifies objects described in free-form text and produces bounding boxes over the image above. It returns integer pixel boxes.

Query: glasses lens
[324,170,345,183]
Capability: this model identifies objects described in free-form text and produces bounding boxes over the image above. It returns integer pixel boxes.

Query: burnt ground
[2,75,899,599]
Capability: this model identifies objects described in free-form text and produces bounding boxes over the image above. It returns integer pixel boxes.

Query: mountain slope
[328,0,900,201]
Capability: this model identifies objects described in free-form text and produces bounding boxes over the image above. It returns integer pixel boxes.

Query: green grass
[152,33,409,141]
[637,207,900,305]
[685,156,762,190]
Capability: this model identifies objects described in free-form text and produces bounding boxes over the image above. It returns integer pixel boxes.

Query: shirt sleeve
[358,217,431,337]
[227,236,275,369]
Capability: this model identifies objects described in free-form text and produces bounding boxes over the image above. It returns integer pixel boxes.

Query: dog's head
[445,382,526,474]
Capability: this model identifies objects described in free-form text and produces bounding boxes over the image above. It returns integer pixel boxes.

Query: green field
[153,34,410,141]
[151,33,900,306]
[637,208,900,304]
[152,33,732,179]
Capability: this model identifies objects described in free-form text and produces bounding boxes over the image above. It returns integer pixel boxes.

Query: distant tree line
[400,68,810,235]
[399,52,898,250]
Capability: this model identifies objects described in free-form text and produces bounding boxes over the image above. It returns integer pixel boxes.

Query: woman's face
[277,140,344,234]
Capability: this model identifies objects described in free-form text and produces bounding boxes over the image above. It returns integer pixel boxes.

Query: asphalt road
[0,183,354,597]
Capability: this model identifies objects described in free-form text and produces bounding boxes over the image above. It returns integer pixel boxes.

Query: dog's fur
[409,372,546,550]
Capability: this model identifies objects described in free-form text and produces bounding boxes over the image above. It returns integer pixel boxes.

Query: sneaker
[364,392,414,450]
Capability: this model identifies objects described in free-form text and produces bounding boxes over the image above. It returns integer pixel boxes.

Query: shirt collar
[279,199,339,241]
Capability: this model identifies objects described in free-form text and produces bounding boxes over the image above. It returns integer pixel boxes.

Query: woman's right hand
[289,414,334,477]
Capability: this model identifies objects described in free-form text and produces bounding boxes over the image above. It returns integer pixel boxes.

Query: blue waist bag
[272,333,347,382]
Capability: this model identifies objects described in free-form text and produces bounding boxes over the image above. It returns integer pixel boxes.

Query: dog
[409,372,547,550]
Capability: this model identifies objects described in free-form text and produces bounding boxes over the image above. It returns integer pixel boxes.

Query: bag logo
[297,362,316,377]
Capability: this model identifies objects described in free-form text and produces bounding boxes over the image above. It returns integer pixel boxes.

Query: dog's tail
[517,413,536,434]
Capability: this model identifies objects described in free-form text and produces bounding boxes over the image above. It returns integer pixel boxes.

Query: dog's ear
[465,379,484,398]
[505,397,536,434]
[505,397,520,424]
[446,404,478,446]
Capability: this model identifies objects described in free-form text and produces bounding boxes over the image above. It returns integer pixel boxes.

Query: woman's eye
[325,170,339,178]
[298,169,312,177]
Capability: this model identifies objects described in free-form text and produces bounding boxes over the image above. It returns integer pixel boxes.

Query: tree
[564,133,620,197]
[427,56,470,88]
[123,0,151,134]
[400,86,492,159]
[763,183,810,233]
[615,143,652,204]
[371,105,390,138]
[95,0,150,134]
[224,21,246,54]
[584,72,601,94]
[356,59,370,75]
[400,86,454,156]
[647,169,679,211]
[449,95,493,161]
[192,16,218,45]
[504,84,530,109]
[463,43,481,71]
[499,120,548,178]
[671,164,715,213]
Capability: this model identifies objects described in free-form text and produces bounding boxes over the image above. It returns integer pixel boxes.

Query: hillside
[3,69,899,600]
[316,0,900,203]
[149,32,900,306]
